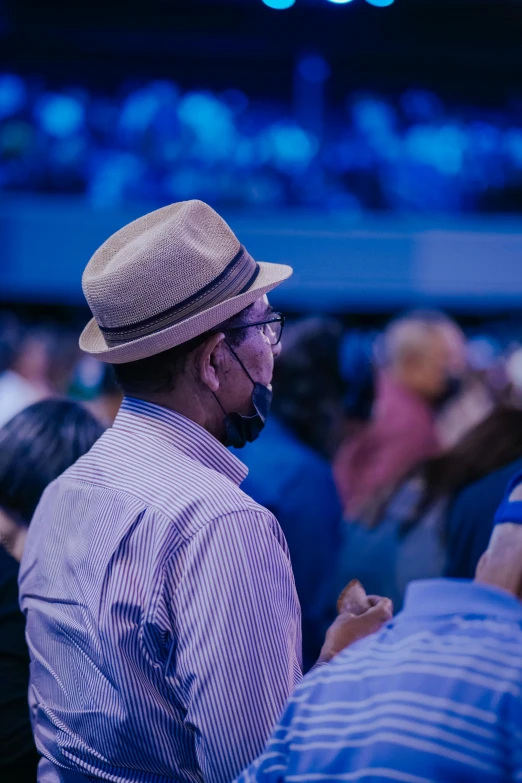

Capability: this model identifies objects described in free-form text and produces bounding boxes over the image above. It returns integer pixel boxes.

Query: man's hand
[476,522,522,598]
[318,596,393,664]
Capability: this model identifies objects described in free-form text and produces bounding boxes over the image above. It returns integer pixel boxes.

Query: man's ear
[194,333,227,393]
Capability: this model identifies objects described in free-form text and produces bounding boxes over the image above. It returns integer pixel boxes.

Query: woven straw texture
[80,200,292,363]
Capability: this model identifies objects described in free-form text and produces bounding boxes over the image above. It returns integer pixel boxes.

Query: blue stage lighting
[365,0,395,6]
[298,55,331,84]
[326,0,355,4]
[261,0,295,9]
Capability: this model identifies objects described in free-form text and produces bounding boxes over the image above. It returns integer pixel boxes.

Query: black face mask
[214,342,273,449]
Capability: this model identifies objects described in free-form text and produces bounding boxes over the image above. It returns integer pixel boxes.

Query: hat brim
[79,261,293,363]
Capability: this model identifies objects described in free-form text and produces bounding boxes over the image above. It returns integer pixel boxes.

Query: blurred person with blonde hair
[334,310,465,525]
[435,330,497,450]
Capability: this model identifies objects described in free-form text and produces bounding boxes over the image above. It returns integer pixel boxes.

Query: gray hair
[378,310,456,368]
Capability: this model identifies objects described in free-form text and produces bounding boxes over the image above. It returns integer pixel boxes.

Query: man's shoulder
[59,430,276,541]
[297,609,522,699]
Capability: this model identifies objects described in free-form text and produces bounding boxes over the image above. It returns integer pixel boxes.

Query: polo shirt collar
[401,578,522,623]
[114,397,248,487]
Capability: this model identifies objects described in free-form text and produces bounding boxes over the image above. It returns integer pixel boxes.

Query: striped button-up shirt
[238,579,522,783]
[19,398,302,783]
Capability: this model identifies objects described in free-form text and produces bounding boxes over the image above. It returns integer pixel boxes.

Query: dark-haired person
[237,318,347,671]
[396,404,522,588]
[341,404,522,609]
[441,405,522,578]
[0,399,104,783]
[18,201,390,783]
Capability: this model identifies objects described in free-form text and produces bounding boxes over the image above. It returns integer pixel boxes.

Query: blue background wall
[1,195,521,313]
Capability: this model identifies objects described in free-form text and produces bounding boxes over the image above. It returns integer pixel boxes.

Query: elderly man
[19,201,389,783]
[237,512,522,783]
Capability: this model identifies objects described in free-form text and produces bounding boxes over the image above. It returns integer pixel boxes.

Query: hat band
[99,245,259,347]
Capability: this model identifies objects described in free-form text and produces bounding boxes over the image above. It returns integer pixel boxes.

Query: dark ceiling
[1,0,521,104]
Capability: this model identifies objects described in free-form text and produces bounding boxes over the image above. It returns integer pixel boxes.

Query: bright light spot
[178,92,235,160]
[327,0,355,4]
[36,94,85,138]
[264,123,318,170]
[365,0,395,5]
[261,0,295,8]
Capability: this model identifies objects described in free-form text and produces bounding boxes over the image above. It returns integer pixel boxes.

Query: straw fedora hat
[80,200,293,363]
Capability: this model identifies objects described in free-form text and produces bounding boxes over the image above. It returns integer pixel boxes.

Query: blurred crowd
[4,306,522,672]
[0,312,122,430]
[2,72,522,212]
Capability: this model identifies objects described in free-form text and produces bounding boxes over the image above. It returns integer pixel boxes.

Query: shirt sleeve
[233,667,325,783]
[166,508,303,783]
[234,692,296,783]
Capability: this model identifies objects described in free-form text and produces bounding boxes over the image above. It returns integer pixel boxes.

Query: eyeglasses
[226,313,285,346]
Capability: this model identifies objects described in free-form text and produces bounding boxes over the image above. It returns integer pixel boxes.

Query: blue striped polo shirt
[238,579,522,783]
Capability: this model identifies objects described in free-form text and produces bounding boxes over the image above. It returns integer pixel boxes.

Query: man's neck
[129,391,224,444]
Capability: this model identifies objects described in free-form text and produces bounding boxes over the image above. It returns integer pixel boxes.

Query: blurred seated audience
[338,329,376,439]
[0,314,82,427]
[3,73,522,214]
[236,317,346,671]
[237,519,522,783]
[334,311,465,525]
[341,404,522,609]
[0,399,104,783]
[0,316,49,427]
[70,356,123,426]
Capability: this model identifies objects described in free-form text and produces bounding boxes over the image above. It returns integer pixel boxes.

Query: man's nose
[272,340,283,359]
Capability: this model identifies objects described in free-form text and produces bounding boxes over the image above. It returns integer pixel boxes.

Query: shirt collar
[113,397,248,487]
[401,578,522,623]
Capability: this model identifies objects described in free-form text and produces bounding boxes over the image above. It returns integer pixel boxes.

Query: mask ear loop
[210,339,255,417]
[223,341,270,425]
[224,339,257,387]
[211,389,228,416]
